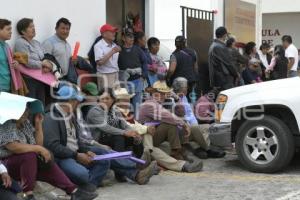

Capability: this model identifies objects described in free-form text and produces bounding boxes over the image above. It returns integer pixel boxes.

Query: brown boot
[135,161,157,185]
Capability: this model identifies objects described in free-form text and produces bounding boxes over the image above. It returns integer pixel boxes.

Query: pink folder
[18,65,57,86]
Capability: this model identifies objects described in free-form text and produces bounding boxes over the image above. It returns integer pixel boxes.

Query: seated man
[171,78,226,159]
[138,81,204,172]
[43,86,156,190]
[194,89,218,124]
[114,87,203,173]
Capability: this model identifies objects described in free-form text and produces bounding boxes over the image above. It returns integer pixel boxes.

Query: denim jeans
[56,156,110,187]
[87,146,138,181]
[128,78,144,114]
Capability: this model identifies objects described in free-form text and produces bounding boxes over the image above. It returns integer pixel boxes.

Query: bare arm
[167,61,177,81]
[288,57,295,70]
[5,142,41,155]
[34,114,44,146]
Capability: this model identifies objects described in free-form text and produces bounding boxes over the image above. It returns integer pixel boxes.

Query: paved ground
[35,150,300,200]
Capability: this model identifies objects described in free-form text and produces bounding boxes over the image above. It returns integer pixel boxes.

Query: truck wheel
[236,115,294,173]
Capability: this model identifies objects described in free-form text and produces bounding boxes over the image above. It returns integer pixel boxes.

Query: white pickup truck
[213,77,300,173]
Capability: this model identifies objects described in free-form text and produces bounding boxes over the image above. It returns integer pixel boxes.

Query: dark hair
[215,27,228,39]
[16,18,33,35]
[274,45,286,58]
[99,88,116,101]
[0,19,11,30]
[147,37,160,49]
[226,37,235,48]
[244,42,256,55]
[259,43,270,51]
[55,18,71,29]
[282,35,292,44]
[134,31,145,44]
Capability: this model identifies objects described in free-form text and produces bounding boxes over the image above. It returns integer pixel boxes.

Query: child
[147,37,167,86]
[41,53,63,80]
[242,58,263,84]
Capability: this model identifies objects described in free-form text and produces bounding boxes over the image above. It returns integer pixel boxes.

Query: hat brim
[116,94,135,100]
[101,28,118,33]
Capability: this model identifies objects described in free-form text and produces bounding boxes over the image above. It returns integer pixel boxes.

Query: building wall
[263,13,300,48]
[2,0,106,56]
[262,0,300,13]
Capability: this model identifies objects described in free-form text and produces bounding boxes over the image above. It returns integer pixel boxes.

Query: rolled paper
[72,42,80,60]
[144,122,161,126]
[129,157,146,165]
[93,151,132,161]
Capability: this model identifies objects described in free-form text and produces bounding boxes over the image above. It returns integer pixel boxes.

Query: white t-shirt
[285,44,299,71]
[94,39,119,74]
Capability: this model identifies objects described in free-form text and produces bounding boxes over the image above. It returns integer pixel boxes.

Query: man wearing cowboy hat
[114,87,203,173]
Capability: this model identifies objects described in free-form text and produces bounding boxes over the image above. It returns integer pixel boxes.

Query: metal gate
[181,6,215,95]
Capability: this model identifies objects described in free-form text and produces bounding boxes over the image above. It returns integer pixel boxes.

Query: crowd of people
[209,27,299,91]
[0,16,299,200]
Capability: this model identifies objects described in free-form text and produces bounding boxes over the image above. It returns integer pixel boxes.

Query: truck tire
[236,115,294,173]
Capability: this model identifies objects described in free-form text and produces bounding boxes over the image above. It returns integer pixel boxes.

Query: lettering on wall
[261,29,281,46]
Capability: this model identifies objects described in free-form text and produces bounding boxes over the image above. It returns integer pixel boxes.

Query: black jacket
[208,39,238,90]
[43,107,89,159]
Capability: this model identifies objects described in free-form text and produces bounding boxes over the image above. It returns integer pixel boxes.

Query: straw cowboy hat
[152,81,173,93]
[114,88,135,99]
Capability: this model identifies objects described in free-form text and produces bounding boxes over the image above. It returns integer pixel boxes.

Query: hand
[124,130,139,138]
[34,113,44,125]
[76,153,93,166]
[12,60,20,70]
[183,123,191,138]
[112,46,122,53]
[1,173,12,188]
[86,151,96,159]
[147,126,156,136]
[38,147,52,163]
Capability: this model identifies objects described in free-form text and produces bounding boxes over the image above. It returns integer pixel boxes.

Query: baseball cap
[57,86,84,102]
[83,82,99,96]
[100,24,118,33]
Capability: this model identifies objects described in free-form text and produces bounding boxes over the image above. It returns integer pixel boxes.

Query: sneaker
[207,149,226,158]
[135,161,157,185]
[22,194,36,200]
[193,148,208,159]
[71,189,98,200]
[182,160,203,173]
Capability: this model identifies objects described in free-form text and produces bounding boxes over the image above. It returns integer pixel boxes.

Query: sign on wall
[262,13,300,48]
[225,0,256,43]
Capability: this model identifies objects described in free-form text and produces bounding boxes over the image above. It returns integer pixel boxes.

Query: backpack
[88,36,103,73]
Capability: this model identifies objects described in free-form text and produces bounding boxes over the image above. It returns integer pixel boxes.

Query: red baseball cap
[100,24,118,33]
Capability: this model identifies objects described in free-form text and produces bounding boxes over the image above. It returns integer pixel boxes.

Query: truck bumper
[209,123,232,147]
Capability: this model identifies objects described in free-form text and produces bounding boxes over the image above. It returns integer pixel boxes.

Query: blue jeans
[87,146,138,181]
[56,156,110,187]
[128,78,144,114]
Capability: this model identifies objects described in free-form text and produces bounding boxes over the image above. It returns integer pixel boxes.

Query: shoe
[115,173,127,183]
[78,183,97,193]
[193,148,208,159]
[71,188,98,200]
[182,160,203,173]
[22,194,36,200]
[153,164,161,175]
[138,150,152,169]
[135,161,157,185]
[207,149,226,158]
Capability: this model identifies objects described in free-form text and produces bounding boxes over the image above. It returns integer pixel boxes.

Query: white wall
[262,0,300,13]
[2,0,106,56]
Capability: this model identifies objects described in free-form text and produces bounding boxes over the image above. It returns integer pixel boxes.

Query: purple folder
[93,151,146,165]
